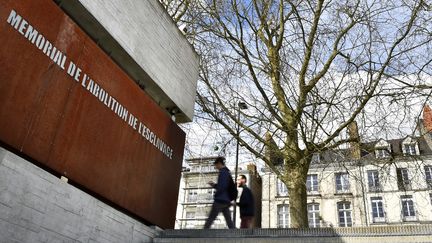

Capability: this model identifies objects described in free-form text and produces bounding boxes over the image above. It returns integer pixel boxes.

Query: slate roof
[311,136,432,166]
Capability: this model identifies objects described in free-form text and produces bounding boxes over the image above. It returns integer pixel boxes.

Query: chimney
[347,121,361,160]
[423,105,432,132]
[247,163,257,175]
[419,105,432,151]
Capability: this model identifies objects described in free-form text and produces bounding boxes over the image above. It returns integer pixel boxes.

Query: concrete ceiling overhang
[55,0,199,123]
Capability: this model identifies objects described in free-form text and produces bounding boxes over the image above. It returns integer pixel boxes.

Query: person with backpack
[203,156,236,229]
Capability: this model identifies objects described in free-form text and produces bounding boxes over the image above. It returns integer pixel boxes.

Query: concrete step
[154,225,432,243]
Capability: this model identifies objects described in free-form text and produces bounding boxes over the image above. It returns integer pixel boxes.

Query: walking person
[236,174,255,228]
[204,157,236,229]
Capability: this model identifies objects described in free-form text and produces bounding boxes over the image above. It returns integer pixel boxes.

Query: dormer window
[311,153,320,163]
[375,149,390,158]
[404,144,416,155]
[375,139,391,159]
[402,137,419,156]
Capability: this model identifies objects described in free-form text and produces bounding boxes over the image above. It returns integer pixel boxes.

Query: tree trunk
[284,160,309,228]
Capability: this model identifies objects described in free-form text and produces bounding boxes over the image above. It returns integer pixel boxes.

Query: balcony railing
[368,185,382,192]
[398,182,412,191]
[372,217,386,223]
[426,179,432,189]
[187,194,213,203]
[335,188,351,194]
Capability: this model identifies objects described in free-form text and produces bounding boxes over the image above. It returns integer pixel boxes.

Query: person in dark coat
[236,174,255,228]
[203,157,235,229]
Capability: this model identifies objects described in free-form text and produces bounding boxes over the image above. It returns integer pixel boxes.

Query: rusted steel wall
[0,0,185,229]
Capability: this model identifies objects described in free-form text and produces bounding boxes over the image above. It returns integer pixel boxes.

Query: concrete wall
[156,226,432,243]
[56,0,199,122]
[0,147,159,242]
[155,236,432,243]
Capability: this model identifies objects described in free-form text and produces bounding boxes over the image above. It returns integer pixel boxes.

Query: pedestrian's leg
[240,216,253,228]
[240,217,247,229]
[221,204,235,229]
[204,203,221,229]
[246,217,254,228]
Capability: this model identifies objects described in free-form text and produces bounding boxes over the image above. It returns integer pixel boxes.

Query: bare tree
[159,0,190,24]
[163,0,432,228]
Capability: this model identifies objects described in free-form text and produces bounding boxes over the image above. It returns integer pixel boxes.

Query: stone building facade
[262,107,432,228]
[175,157,262,229]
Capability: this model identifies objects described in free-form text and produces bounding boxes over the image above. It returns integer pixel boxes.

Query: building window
[367,170,381,192]
[371,197,385,223]
[308,203,320,228]
[277,179,288,196]
[188,189,198,202]
[403,144,417,155]
[185,212,195,219]
[425,166,432,189]
[307,174,319,193]
[397,168,411,190]
[312,153,320,163]
[277,204,290,228]
[192,164,216,173]
[335,172,350,193]
[401,195,416,221]
[337,202,352,227]
[206,189,215,201]
[202,165,209,172]
[184,211,196,229]
[375,148,390,159]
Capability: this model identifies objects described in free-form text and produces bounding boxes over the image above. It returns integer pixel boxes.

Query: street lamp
[233,101,248,226]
